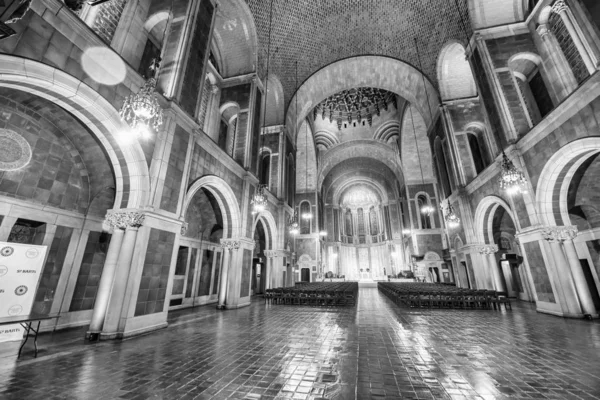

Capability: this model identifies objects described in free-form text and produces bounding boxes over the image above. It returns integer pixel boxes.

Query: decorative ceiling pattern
[313,87,397,131]
[341,185,380,208]
[246,0,471,107]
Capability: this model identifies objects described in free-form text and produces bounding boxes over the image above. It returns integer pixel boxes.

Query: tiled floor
[1,288,600,399]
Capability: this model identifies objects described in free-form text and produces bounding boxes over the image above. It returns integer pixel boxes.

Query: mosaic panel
[70,231,110,312]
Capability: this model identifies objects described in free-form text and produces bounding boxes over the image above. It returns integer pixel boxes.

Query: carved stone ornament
[551,0,568,15]
[542,226,578,242]
[105,211,145,230]
[220,238,240,250]
[478,244,498,255]
[264,250,277,258]
[0,129,32,171]
[180,222,189,236]
[536,24,550,38]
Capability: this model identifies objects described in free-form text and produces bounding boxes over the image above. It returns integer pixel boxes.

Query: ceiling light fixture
[288,212,300,235]
[441,201,461,229]
[252,0,275,214]
[499,151,527,195]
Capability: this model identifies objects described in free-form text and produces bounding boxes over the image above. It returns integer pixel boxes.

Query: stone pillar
[536,23,578,98]
[218,238,239,309]
[479,245,505,292]
[546,226,597,316]
[264,250,277,290]
[100,211,145,339]
[552,0,596,74]
[542,227,583,316]
[87,214,125,336]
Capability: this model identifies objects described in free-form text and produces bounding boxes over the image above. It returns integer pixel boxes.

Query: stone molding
[105,210,145,230]
[542,226,578,242]
[551,0,568,15]
[478,244,498,255]
[180,222,188,236]
[264,250,277,258]
[220,237,256,250]
[536,24,550,38]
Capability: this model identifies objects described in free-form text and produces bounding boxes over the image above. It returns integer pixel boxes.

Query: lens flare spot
[81,47,127,86]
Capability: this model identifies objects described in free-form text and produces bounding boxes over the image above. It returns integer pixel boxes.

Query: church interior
[1,0,600,398]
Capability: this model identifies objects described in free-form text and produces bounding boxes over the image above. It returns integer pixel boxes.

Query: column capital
[264,250,277,258]
[551,0,568,15]
[210,84,219,95]
[536,24,550,38]
[180,222,189,236]
[542,226,578,242]
[478,244,498,255]
[220,238,241,250]
[105,210,145,230]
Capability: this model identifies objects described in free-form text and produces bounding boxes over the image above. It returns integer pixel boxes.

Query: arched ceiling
[247,0,472,107]
[322,157,400,204]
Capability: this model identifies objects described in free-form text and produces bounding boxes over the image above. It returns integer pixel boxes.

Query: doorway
[301,268,310,282]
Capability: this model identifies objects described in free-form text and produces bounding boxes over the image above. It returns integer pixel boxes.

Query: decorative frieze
[105,211,145,230]
[264,250,277,258]
[220,238,241,250]
[478,244,498,255]
[542,226,578,242]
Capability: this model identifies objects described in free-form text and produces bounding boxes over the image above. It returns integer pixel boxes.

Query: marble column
[542,227,583,316]
[547,226,597,316]
[551,0,596,74]
[100,211,145,339]
[218,238,239,309]
[536,23,578,97]
[479,245,505,292]
[87,213,126,336]
[264,250,277,290]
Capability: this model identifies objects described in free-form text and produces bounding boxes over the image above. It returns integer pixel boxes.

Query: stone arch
[536,138,600,227]
[285,56,440,142]
[212,0,258,77]
[314,130,340,151]
[252,209,278,251]
[473,196,517,244]
[318,140,404,191]
[0,55,150,210]
[437,41,477,101]
[183,175,241,239]
[263,75,285,126]
[373,121,401,143]
[332,179,389,206]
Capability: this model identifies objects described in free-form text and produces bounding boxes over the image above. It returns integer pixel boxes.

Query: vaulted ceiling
[246,0,472,107]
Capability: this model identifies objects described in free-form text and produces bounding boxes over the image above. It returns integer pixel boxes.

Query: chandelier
[420,204,435,215]
[288,212,300,235]
[499,151,527,195]
[120,59,164,135]
[251,184,268,214]
[443,203,461,229]
[319,230,328,237]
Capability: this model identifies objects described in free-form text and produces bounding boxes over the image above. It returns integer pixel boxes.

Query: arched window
[260,152,271,187]
[345,209,353,236]
[417,195,433,229]
[357,208,365,236]
[300,202,311,234]
[218,119,228,151]
[434,138,452,198]
[509,55,554,124]
[369,207,379,235]
[286,154,295,207]
[468,133,486,174]
[549,11,590,84]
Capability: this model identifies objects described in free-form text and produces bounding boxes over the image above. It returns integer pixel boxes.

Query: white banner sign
[0,242,47,343]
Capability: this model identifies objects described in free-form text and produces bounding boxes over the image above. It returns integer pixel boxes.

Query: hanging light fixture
[120,58,164,137]
[302,211,313,220]
[420,203,435,216]
[288,211,300,235]
[252,0,275,214]
[441,202,461,229]
[319,230,328,237]
[499,151,527,195]
[402,228,411,235]
[251,184,268,214]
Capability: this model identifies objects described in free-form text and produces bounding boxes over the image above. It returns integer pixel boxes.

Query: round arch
[373,121,401,142]
[183,175,242,239]
[285,56,440,142]
[473,196,517,244]
[332,178,389,206]
[469,0,529,29]
[318,140,404,191]
[437,41,477,101]
[536,138,600,227]
[0,55,150,209]
[251,210,278,251]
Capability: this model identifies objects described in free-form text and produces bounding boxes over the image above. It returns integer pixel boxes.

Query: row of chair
[264,282,358,307]
[379,282,512,310]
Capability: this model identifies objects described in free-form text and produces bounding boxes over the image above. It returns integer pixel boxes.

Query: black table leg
[32,321,41,357]
[18,322,32,358]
